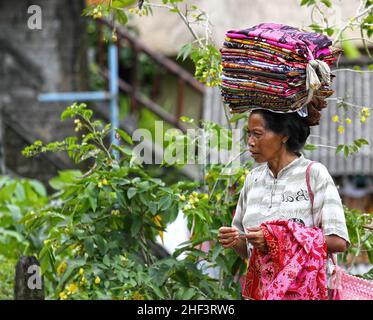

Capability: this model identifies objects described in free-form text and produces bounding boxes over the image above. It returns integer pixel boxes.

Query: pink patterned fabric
[242,220,328,300]
[331,265,373,300]
[227,23,333,60]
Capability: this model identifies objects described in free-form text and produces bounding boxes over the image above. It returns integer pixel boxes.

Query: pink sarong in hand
[242,220,328,300]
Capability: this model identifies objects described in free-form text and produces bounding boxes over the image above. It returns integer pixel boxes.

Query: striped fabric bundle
[220,23,341,122]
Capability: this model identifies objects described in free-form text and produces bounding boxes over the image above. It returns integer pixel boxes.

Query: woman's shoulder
[306,159,333,182]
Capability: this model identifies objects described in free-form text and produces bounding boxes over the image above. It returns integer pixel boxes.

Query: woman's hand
[245,226,268,253]
[218,227,239,248]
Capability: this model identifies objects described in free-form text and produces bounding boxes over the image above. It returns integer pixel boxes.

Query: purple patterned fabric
[226,23,333,60]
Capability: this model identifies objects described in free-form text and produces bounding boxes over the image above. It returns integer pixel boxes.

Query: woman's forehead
[248,113,266,128]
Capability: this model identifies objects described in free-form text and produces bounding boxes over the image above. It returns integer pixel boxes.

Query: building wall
[129,0,362,55]
[0,0,88,182]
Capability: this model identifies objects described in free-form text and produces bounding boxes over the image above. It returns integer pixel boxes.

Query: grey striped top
[232,154,350,245]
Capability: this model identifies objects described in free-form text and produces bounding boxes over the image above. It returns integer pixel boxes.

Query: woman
[218,108,350,298]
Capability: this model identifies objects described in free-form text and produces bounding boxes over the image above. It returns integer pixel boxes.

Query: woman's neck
[268,152,299,178]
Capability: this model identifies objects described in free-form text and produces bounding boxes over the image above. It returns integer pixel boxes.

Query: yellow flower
[338,126,345,134]
[239,176,245,184]
[59,291,68,300]
[98,182,103,188]
[179,194,186,201]
[153,215,164,244]
[332,115,339,123]
[93,11,102,19]
[361,116,367,123]
[79,268,84,276]
[131,291,145,300]
[95,276,101,285]
[202,194,209,200]
[80,277,87,286]
[112,32,118,43]
[362,107,370,115]
[66,282,78,295]
[345,118,352,124]
[102,179,108,185]
[57,261,68,276]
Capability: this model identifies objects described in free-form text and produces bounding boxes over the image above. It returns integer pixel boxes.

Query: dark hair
[251,109,310,154]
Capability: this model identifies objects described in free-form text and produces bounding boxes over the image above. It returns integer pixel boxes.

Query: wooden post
[14,256,44,300]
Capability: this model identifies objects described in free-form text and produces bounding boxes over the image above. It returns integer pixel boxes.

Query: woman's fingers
[244,231,260,240]
[218,227,239,248]
[221,237,239,248]
[245,226,261,232]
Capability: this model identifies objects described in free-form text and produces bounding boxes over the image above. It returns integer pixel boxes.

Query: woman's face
[247,112,286,163]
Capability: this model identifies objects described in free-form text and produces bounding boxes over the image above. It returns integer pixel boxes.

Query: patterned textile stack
[220,23,341,123]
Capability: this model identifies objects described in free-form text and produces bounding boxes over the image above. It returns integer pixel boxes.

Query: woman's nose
[248,136,255,147]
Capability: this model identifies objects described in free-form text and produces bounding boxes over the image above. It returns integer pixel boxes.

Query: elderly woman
[218,109,350,299]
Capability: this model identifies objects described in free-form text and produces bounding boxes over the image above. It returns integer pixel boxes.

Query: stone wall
[0,0,88,184]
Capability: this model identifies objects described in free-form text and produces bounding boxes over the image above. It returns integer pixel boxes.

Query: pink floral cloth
[242,220,328,300]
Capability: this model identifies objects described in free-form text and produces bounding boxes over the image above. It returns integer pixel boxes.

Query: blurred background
[0,0,372,297]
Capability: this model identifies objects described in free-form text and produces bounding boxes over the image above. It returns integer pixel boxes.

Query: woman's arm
[325,235,348,253]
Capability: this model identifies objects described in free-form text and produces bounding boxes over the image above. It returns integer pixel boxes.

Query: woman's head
[247,109,310,163]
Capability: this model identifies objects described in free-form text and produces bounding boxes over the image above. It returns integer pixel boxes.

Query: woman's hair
[251,109,310,154]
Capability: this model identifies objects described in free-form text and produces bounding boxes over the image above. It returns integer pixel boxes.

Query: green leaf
[115,128,133,145]
[336,144,344,154]
[344,145,349,158]
[112,145,132,157]
[89,196,97,212]
[29,180,47,197]
[94,235,108,255]
[127,187,136,199]
[229,113,248,123]
[357,139,369,145]
[181,288,195,300]
[130,218,142,236]
[321,0,332,8]
[179,116,194,123]
[341,36,361,60]
[177,43,193,61]
[158,195,172,211]
[304,144,318,151]
[84,238,95,256]
[325,27,334,37]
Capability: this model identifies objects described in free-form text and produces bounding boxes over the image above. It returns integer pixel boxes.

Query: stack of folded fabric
[220,23,341,119]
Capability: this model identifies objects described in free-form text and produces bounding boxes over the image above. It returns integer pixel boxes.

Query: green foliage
[336,139,369,159]
[0,176,48,259]
[341,206,373,279]
[0,256,15,300]
[20,104,248,299]
[190,45,222,87]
